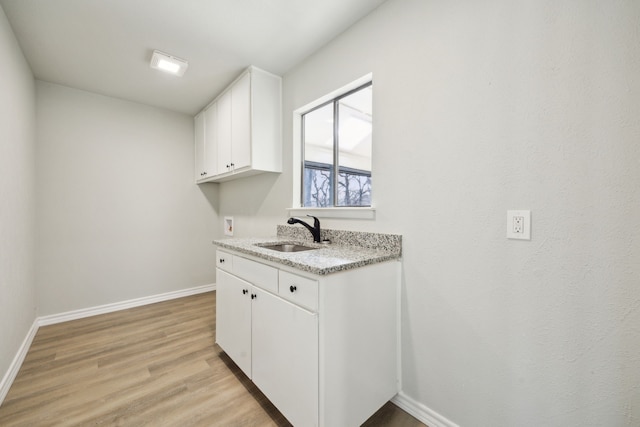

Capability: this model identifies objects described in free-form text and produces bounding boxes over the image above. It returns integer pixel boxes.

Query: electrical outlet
[507,210,531,240]
[513,216,524,234]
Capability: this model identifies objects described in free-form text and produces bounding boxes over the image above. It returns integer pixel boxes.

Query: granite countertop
[213,226,402,275]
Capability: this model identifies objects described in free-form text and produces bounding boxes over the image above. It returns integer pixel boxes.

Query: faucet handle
[306,215,320,227]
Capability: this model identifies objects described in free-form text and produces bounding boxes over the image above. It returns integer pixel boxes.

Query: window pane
[303,164,332,207]
[338,171,371,207]
[337,85,372,206]
[303,103,334,207]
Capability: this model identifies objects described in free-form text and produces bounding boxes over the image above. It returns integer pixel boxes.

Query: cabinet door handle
[242,289,248,295]
[289,285,297,293]
[251,293,257,299]
[219,258,224,263]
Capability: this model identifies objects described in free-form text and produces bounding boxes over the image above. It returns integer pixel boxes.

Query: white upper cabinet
[195,66,282,183]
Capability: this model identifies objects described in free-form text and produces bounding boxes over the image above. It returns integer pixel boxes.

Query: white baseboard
[0,283,215,406]
[0,318,39,405]
[38,283,216,326]
[392,391,460,427]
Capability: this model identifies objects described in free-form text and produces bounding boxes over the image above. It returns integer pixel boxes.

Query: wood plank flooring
[0,292,425,426]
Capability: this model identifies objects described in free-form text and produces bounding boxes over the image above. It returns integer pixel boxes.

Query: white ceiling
[0,0,386,115]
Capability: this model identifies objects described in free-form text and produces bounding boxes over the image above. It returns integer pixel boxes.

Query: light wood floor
[0,292,425,426]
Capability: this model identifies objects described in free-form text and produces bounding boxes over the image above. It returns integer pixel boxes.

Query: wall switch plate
[224,216,234,236]
[507,210,531,240]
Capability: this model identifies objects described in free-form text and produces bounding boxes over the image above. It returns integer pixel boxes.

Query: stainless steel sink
[258,243,317,253]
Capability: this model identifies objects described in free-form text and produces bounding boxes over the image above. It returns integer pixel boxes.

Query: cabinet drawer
[278,271,318,312]
[216,250,233,272]
[233,256,278,293]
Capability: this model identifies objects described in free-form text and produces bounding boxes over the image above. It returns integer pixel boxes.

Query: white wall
[0,5,36,388]
[218,0,640,425]
[35,81,219,315]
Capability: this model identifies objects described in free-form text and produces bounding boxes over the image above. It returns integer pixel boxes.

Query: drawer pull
[219,258,225,263]
[289,285,297,293]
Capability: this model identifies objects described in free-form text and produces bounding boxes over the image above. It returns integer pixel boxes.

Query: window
[301,82,372,207]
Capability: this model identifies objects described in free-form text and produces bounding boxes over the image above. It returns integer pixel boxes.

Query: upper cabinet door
[203,103,218,177]
[194,111,205,182]
[216,90,232,174]
[231,72,251,170]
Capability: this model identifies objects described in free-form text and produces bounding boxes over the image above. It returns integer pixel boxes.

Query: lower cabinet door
[215,269,252,377]
[251,287,319,427]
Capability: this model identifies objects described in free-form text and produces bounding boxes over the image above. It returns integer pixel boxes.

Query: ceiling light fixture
[150,50,188,76]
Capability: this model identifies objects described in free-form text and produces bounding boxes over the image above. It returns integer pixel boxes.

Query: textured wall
[218,0,640,425]
[35,82,219,316]
[0,5,36,387]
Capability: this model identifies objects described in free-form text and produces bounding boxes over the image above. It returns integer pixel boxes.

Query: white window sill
[287,207,375,220]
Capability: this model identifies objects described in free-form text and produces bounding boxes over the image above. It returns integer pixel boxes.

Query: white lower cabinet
[252,288,318,427]
[215,270,252,376]
[215,249,399,427]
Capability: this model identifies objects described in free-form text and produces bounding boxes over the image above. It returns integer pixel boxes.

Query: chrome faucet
[287,215,321,243]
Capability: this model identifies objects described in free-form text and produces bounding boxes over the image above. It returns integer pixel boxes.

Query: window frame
[291,74,375,219]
